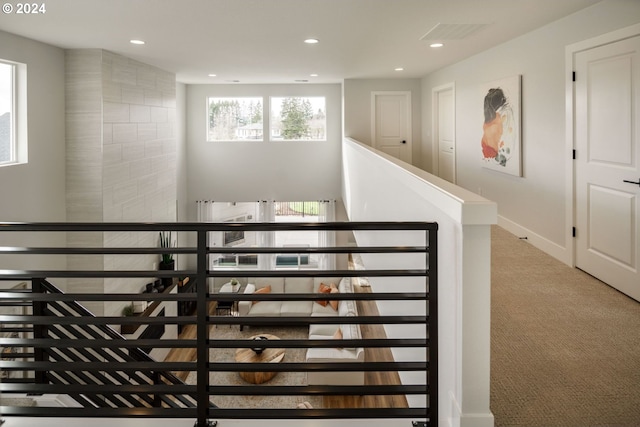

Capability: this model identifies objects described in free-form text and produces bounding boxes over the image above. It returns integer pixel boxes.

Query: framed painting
[480,75,522,176]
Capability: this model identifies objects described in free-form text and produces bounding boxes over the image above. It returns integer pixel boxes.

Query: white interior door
[575,35,640,301]
[372,91,412,163]
[433,84,456,183]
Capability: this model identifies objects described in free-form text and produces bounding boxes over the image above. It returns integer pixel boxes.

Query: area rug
[185,324,322,410]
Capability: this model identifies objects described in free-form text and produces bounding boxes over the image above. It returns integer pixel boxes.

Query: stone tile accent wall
[65,49,177,322]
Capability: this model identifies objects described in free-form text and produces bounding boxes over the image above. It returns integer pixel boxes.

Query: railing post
[195,229,209,426]
[428,224,438,426]
[32,278,47,385]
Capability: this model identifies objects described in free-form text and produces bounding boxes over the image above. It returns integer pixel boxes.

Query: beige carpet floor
[186,324,322,410]
[491,225,640,426]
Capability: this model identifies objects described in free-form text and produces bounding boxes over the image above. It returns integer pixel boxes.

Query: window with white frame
[207,97,263,141]
[270,96,326,141]
[206,95,328,142]
[0,61,15,165]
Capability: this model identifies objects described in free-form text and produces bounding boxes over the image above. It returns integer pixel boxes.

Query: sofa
[236,276,365,385]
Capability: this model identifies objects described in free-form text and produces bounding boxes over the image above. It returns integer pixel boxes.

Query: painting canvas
[480,75,522,176]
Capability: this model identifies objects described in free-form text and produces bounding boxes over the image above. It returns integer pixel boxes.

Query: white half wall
[342,137,497,427]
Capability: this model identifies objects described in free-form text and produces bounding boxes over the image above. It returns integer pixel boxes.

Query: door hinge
[572,227,576,238]
[573,149,576,159]
[572,71,576,82]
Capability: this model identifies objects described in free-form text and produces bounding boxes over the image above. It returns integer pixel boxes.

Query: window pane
[274,201,320,268]
[270,97,326,141]
[0,62,14,164]
[207,97,263,141]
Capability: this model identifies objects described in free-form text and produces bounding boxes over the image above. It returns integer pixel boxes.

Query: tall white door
[575,35,640,301]
[372,92,412,163]
[434,85,455,183]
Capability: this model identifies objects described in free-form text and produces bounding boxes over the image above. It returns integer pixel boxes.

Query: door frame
[431,82,456,182]
[565,22,640,267]
[370,91,412,163]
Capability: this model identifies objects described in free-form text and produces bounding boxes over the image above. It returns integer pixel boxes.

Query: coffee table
[234,334,285,384]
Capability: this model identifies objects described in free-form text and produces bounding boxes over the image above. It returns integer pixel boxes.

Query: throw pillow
[316,282,332,306]
[252,285,271,305]
[329,284,339,311]
[333,327,343,349]
[333,327,343,340]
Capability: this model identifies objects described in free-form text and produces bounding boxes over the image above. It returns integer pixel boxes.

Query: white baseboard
[446,391,495,427]
[497,215,571,266]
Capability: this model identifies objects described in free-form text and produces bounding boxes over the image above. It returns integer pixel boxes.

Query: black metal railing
[0,221,437,426]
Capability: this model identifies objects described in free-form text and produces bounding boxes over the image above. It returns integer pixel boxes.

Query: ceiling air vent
[420,23,489,41]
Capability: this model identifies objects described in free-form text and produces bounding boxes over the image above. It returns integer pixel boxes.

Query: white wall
[185,84,343,214]
[343,78,423,168]
[0,30,66,278]
[421,0,640,263]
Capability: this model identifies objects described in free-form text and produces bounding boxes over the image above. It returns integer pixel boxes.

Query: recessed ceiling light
[208,74,217,77]
[304,38,319,44]
[130,39,145,45]
[430,43,444,48]
[395,67,404,71]
[310,74,319,77]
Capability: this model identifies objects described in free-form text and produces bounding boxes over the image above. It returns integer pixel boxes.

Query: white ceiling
[0,0,602,84]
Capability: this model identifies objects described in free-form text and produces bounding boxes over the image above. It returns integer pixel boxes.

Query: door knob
[623,178,640,187]
[401,140,406,144]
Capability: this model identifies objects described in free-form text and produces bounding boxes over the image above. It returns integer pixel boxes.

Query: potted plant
[159,231,175,287]
[230,278,240,291]
[121,303,135,317]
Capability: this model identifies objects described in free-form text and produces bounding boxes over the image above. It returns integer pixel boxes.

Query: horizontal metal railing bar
[207,269,429,278]
[208,338,428,348]
[0,406,199,418]
[0,361,428,373]
[0,337,428,349]
[211,245,429,254]
[0,361,198,371]
[206,407,430,419]
[0,246,197,255]
[0,314,427,326]
[0,315,197,325]
[0,220,436,232]
[0,291,428,302]
[0,268,427,279]
[211,292,429,301]
[208,361,429,372]
[207,384,428,395]
[0,338,195,348]
[0,245,427,255]
[0,352,34,359]
[0,326,33,332]
[0,383,196,394]
[208,315,429,326]
[0,383,428,397]
[1,292,201,302]
[0,406,429,419]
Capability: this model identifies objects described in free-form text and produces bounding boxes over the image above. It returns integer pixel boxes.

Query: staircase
[14,279,203,410]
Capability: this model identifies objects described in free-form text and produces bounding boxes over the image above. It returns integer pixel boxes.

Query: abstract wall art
[480,75,522,176]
